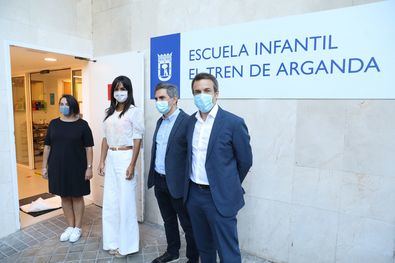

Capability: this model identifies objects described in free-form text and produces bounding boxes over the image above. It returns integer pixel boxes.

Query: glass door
[12,76,29,166]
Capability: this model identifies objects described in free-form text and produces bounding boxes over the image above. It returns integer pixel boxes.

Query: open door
[82,51,145,222]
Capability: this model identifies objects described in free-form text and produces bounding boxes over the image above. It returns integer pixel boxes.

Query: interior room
[10,46,88,227]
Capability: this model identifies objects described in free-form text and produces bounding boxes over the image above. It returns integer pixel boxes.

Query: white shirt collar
[195,104,219,122]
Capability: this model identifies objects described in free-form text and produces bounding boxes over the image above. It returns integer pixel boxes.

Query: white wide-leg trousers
[102,150,139,255]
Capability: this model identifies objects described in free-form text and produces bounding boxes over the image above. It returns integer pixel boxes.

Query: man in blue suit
[148,83,199,263]
[184,73,253,263]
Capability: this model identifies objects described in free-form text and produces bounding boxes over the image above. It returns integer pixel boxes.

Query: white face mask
[114,90,128,103]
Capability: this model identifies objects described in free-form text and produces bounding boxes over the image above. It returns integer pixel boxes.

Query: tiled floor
[17,166,48,200]
[0,205,271,263]
[16,166,96,229]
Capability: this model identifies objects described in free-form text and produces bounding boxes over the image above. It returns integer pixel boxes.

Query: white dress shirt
[190,104,219,185]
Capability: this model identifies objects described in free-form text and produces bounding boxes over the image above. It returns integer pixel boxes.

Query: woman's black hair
[59,94,80,116]
[104,75,136,121]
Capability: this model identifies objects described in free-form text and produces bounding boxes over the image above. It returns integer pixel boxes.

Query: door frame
[3,40,93,230]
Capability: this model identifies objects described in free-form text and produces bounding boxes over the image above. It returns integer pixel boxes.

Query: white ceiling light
[44,57,57,62]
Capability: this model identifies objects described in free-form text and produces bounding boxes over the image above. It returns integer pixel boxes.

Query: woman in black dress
[42,95,94,243]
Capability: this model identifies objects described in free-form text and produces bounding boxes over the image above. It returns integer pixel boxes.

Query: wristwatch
[87,164,93,169]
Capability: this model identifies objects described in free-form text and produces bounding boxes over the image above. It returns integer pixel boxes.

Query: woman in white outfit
[98,75,144,257]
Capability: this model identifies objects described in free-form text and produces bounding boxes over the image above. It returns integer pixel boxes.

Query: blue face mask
[156,100,171,115]
[194,93,214,113]
[60,105,70,116]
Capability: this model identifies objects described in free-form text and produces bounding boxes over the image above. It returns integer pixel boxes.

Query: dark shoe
[186,259,199,263]
[152,252,179,263]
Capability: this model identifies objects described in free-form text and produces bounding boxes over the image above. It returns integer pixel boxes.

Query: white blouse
[103,106,144,147]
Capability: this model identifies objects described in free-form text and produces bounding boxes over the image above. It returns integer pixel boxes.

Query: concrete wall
[0,0,92,238]
[92,0,133,56]
[119,0,393,262]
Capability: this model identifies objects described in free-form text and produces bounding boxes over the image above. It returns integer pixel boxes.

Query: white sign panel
[150,1,395,99]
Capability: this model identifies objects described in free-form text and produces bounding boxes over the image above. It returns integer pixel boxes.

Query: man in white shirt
[183,73,253,263]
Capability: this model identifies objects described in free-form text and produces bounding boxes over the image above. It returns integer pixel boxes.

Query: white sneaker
[69,227,82,243]
[59,227,74,242]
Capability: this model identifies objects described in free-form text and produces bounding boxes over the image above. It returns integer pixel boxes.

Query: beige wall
[92,0,132,56]
[0,38,18,238]
[116,1,392,262]
[0,0,92,54]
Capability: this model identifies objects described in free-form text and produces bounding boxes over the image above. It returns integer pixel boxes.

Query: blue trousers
[186,181,241,263]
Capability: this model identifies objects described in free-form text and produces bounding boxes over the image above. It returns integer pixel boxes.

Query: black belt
[155,171,166,177]
[191,180,210,190]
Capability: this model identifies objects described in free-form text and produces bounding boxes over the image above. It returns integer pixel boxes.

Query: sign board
[150,1,395,99]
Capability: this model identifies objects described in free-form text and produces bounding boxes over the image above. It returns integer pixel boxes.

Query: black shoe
[152,252,179,263]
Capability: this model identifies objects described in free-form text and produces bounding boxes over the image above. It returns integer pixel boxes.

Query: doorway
[6,44,146,229]
[29,68,84,169]
[9,46,88,227]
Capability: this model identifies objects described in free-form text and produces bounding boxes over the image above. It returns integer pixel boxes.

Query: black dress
[44,118,94,197]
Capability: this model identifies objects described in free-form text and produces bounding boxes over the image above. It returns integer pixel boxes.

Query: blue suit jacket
[148,109,189,199]
[184,107,253,217]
